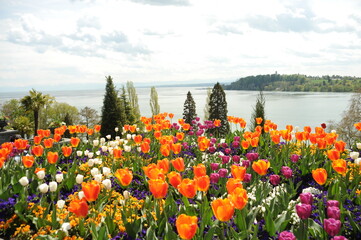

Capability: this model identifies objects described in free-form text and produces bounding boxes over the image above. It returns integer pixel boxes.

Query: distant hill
[223,73,361,92]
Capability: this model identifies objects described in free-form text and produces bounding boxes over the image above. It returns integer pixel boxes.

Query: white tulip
[355,158,361,165]
[36,170,45,180]
[57,200,65,209]
[350,151,359,160]
[124,145,131,152]
[88,158,94,167]
[76,174,84,184]
[78,191,85,200]
[76,151,83,157]
[61,222,71,233]
[87,152,94,158]
[115,136,120,141]
[115,127,119,132]
[94,158,102,165]
[94,174,102,183]
[102,179,112,190]
[84,150,89,156]
[101,146,108,152]
[49,181,58,192]
[91,168,99,176]
[93,139,99,146]
[106,135,111,140]
[19,176,29,186]
[56,173,63,183]
[96,151,101,156]
[102,167,111,177]
[100,137,106,144]
[131,134,136,140]
[123,190,130,199]
[357,143,361,150]
[38,183,49,193]
[126,134,131,140]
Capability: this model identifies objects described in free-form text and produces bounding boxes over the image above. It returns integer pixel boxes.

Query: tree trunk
[34,110,39,137]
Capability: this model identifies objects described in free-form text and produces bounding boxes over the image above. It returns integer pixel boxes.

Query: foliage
[12,116,32,137]
[250,91,266,131]
[224,73,361,92]
[119,87,136,125]
[41,102,79,129]
[150,86,160,117]
[203,87,211,120]
[79,107,100,128]
[183,91,197,125]
[208,82,230,137]
[100,76,122,138]
[126,81,141,125]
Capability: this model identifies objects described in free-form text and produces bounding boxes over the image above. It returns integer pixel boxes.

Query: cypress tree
[251,91,266,131]
[100,76,121,138]
[208,82,230,137]
[183,91,197,124]
[150,86,160,117]
[120,86,136,125]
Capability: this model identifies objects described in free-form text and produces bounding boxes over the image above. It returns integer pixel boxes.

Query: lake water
[0,87,353,130]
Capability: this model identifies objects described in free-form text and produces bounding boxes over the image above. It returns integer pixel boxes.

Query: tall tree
[150,86,160,117]
[203,87,211,120]
[183,91,197,124]
[250,91,266,131]
[126,81,141,123]
[208,83,230,137]
[100,76,121,138]
[80,106,100,128]
[120,86,135,125]
[20,89,52,136]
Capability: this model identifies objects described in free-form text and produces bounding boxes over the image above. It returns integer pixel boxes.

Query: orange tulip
[82,180,101,202]
[182,123,191,131]
[87,128,94,136]
[195,175,210,192]
[327,149,340,161]
[211,198,234,222]
[68,198,89,217]
[228,187,248,210]
[1,142,13,153]
[241,140,250,149]
[271,134,280,144]
[250,137,259,147]
[43,138,54,148]
[167,171,182,188]
[157,158,170,174]
[226,178,243,194]
[0,157,5,168]
[332,159,347,175]
[70,137,81,148]
[148,179,168,199]
[143,164,165,180]
[214,119,221,127]
[0,148,10,159]
[231,165,246,181]
[113,148,123,158]
[256,117,263,125]
[32,145,44,157]
[312,168,327,185]
[62,146,72,157]
[178,178,197,198]
[14,139,28,150]
[22,155,35,168]
[171,157,185,172]
[33,136,42,145]
[197,136,210,151]
[252,160,270,176]
[94,125,101,132]
[140,141,150,153]
[176,132,185,141]
[171,143,182,155]
[168,113,174,119]
[176,214,198,240]
[154,131,162,139]
[134,135,143,144]
[47,151,59,164]
[334,140,346,152]
[53,134,61,142]
[114,168,133,186]
[193,163,206,177]
[160,144,170,157]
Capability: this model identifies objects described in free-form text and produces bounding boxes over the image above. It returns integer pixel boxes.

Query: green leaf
[204,226,216,240]
[264,206,276,236]
[308,219,323,238]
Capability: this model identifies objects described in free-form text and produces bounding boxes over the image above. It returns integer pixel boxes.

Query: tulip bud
[94,174,102,183]
[355,158,361,165]
[102,167,111,177]
[278,231,296,240]
[123,190,130,199]
[78,191,85,200]
[61,222,71,233]
[327,206,341,220]
[96,150,101,155]
[100,137,105,144]
[269,174,280,186]
[36,170,45,180]
[124,145,131,152]
[88,152,94,158]
[281,166,293,179]
[295,203,312,220]
[76,151,83,157]
[241,160,250,168]
[218,168,228,178]
[349,151,359,160]
[324,218,341,237]
[299,192,313,205]
[76,174,84,184]
[49,181,57,192]
[115,127,119,132]
[101,146,108,152]
[57,200,65,209]
[38,183,49,193]
[90,167,99,176]
[88,158,94,166]
[84,150,89,156]
[290,154,300,163]
[210,173,220,183]
[106,135,111,140]
[210,163,219,171]
[357,142,361,150]
[93,139,99,146]
[126,134,131,140]
[94,158,102,165]
[19,176,29,186]
[327,200,340,208]
[243,173,252,183]
[102,179,112,190]
[56,173,63,183]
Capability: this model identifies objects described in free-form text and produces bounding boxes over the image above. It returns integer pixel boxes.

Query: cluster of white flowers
[302,187,322,195]
[288,200,300,225]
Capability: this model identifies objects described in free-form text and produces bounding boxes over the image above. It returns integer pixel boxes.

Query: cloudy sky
[0,0,361,91]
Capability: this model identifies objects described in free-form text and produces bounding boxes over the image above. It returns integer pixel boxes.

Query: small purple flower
[218,168,228,178]
[245,152,259,161]
[278,231,296,240]
[290,154,300,163]
[232,155,240,163]
[327,206,341,220]
[296,203,312,220]
[243,173,251,183]
[269,174,280,186]
[210,173,220,184]
[299,192,313,205]
[281,166,293,179]
[327,200,340,208]
[210,163,220,171]
[324,218,341,237]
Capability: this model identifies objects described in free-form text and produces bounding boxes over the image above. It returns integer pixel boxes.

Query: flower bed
[0,114,360,239]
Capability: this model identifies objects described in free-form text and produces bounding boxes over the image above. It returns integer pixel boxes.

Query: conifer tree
[208,82,230,137]
[150,87,160,117]
[120,86,136,125]
[251,91,266,131]
[183,91,197,124]
[100,76,121,138]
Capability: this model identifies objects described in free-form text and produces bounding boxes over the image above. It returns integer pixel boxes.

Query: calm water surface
[0,87,352,129]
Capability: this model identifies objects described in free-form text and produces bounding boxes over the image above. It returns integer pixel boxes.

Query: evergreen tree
[251,91,266,131]
[150,87,160,117]
[120,86,136,125]
[208,82,230,137]
[100,76,121,138]
[126,81,141,123]
[183,91,197,124]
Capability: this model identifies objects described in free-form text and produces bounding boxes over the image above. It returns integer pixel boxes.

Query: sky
[0,0,361,91]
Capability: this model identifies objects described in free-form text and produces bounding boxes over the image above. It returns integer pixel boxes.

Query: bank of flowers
[0,113,360,239]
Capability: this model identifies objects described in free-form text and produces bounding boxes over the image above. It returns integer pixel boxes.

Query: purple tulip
[327,206,341,220]
[324,218,341,237]
[327,200,340,208]
[242,160,250,168]
[299,192,313,205]
[331,236,348,240]
[290,154,300,163]
[222,142,228,148]
[269,174,281,186]
[245,152,259,161]
[232,155,240,163]
[224,148,231,155]
[218,168,228,178]
[195,117,200,121]
[208,146,216,153]
[210,163,220,171]
[221,155,230,164]
[295,203,312,220]
[234,136,241,142]
[278,231,296,240]
[210,173,220,184]
[243,173,252,183]
[232,141,240,148]
[281,166,293,179]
